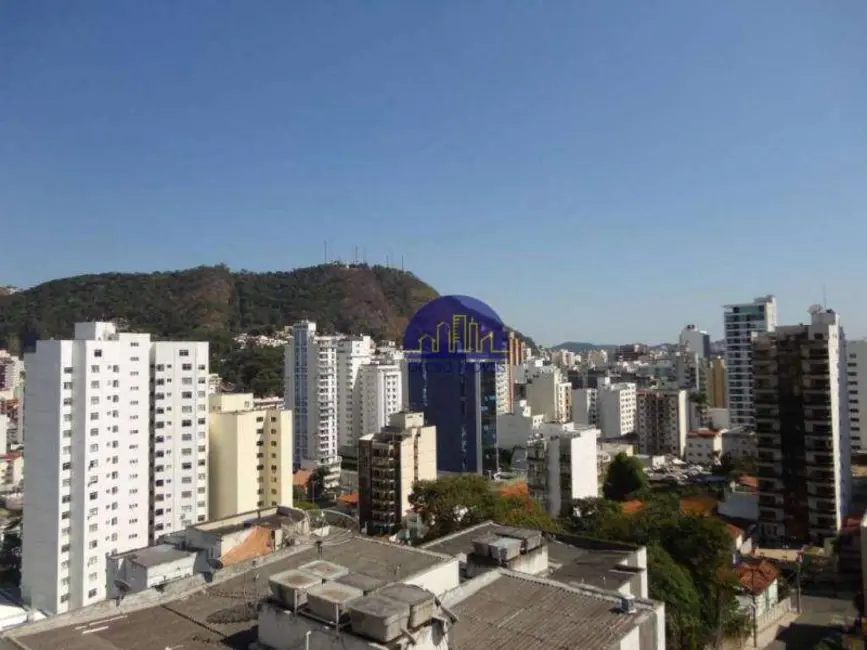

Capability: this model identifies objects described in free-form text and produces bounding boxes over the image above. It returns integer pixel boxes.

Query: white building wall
[22,323,151,614]
[572,388,598,426]
[150,341,209,538]
[723,296,777,429]
[359,363,403,436]
[598,382,636,438]
[337,337,372,447]
[843,339,867,456]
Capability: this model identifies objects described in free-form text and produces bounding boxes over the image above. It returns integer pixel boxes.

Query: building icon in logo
[402,295,509,365]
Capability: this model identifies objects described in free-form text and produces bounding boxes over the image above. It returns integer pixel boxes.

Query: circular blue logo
[403,295,508,363]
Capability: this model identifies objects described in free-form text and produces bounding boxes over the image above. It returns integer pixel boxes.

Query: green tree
[569,497,633,540]
[603,453,649,501]
[647,543,703,650]
[410,475,496,539]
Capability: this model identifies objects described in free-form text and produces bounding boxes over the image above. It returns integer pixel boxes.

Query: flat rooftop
[447,570,657,650]
[7,536,450,650]
[112,543,193,568]
[191,506,303,537]
[422,522,642,591]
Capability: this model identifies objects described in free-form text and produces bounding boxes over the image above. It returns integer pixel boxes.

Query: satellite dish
[292,508,358,548]
[808,304,823,315]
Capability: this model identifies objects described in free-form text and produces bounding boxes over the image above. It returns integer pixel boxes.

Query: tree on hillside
[603,453,649,501]
[647,542,704,650]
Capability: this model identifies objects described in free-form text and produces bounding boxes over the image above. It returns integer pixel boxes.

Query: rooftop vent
[335,572,387,595]
[473,534,522,563]
[298,560,350,582]
[378,584,437,628]
[349,594,411,644]
[498,527,544,552]
[269,569,320,610]
[619,594,637,614]
[306,582,364,624]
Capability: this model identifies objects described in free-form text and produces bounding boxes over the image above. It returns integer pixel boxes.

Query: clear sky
[2,1,866,346]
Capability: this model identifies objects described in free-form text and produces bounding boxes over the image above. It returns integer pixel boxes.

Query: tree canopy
[603,452,649,501]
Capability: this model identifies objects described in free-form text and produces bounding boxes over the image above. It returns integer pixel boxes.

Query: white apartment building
[336,336,372,447]
[679,324,710,359]
[724,296,778,429]
[208,393,293,519]
[284,322,339,479]
[636,389,688,456]
[150,341,210,538]
[685,429,722,465]
[21,322,152,614]
[527,426,599,517]
[359,362,403,436]
[721,428,757,459]
[0,352,22,398]
[572,388,598,427]
[0,412,7,455]
[525,367,571,423]
[496,400,546,450]
[843,338,867,456]
[598,381,637,439]
[573,381,636,440]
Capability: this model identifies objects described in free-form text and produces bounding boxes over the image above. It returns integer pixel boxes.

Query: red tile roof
[737,559,779,595]
[737,475,758,490]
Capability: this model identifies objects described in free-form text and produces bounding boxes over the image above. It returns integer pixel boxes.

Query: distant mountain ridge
[552,341,613,353]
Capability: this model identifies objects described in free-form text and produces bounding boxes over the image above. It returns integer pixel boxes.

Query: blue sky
[1,1,866,345]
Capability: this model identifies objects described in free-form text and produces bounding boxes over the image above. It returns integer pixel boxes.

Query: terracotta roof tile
[736,559,779,595]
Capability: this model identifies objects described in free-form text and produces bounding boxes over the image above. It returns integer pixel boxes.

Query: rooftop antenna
[354,246,359,263]
[324,240,328,264]
[401,255,404,271]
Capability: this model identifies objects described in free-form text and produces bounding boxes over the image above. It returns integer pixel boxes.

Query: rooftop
[422,522,643,592]
[447,570,659,650]
[7,535,450,650]
[112,543,193,568]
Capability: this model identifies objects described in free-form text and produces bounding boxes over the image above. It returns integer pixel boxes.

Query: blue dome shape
[403,295,508,362]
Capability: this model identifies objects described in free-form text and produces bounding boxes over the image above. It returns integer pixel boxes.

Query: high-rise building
[21,323,152,614]
[284,322,340,484]
[359,362,403,436]
[754,309,844,544]
[336,336,372,447]
[525,368,572,423]
[358,412,436,535]
[706,356,727,409]
[527,426,599,517]
[636,389,688,456]
[149,341,210,539]
[573,381,636,440]
[724,295,778,429]
[679,324,711,359]
[407,360,499,475]
[842,339,867,457]
[207,393,293,519]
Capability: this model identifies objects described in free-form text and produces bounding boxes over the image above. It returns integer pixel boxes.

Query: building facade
[636,389,688,456]
[754,309,843,544]
[336,336,372,447]
[207,393,293,519]
[680,324,711,359]
[283,322,340,483]
[149,341,210,539]
[358,412,436,535]
[527,427,599,516]
[842,338,867,456]
[21,323,152,614]
[707,356,727,409]
[407,359,499,475]
[359,362,403,437]
[724,295,778,429]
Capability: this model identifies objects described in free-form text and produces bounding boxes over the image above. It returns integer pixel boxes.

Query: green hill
[0,263,534,396]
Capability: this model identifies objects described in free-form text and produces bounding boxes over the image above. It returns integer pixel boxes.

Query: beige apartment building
[707,356,727,409]
[358,412,436,535]
[208,393,293,519]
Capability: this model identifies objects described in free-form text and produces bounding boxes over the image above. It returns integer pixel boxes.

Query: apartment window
[182,392,192,399]
[179,349,190,356]
[89,491,98,500]
[91,365,100,373]
[88,540,97,549]
[94,349,102,358]
[90,412,99,421]
[181,462,192,470]
[181,491,192,498]
[182,363,192,371]
[197,487,206,494]
[63,382,73,390]
[62,463,71,472]
[198,364,206,371]
[63,367,73,374]
[88,589,98,598]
